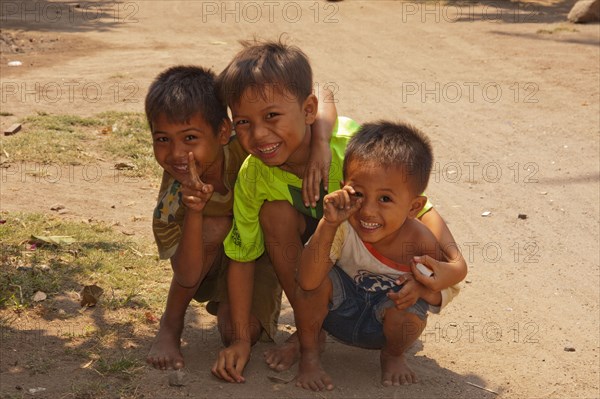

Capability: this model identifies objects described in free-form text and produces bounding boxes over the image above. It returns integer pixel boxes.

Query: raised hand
[302,146,332,208]
[322,185,362,226]
[181,152,214,213]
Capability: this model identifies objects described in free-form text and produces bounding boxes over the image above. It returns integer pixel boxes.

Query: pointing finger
[188,152,200,184]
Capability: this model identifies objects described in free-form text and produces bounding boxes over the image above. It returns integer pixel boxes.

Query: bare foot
[146,322,184,370]
[295,349,334,391]
[380,350,417,386]
[264,332,300,371]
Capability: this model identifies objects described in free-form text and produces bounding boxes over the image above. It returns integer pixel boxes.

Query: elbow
[296,274,319,292]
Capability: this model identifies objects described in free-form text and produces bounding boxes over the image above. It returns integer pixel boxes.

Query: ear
[302,93,318,125]
[408,195,427,218]
[217,118,232,145]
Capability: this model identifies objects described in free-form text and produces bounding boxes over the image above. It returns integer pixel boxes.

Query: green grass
[0,212,169,311]
[24,353,54,375]
[95,355,143,375]
[0,111,161,179]
[100,112,160,179]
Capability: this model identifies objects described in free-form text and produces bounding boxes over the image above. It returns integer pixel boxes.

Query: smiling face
[152,112,230,184]
[344,160,426,247]
[230,84,317,171]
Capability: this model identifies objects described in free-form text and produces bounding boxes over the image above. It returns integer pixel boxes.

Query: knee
[203,216,232,245]
[295,278,331,306]
[259,201,297,235]
[383,308,426,335]
[295,284,313,301]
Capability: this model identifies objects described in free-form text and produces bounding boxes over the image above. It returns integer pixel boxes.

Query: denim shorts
[322,265,429,349]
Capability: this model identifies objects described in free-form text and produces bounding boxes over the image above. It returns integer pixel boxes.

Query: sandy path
[1,1,599,397]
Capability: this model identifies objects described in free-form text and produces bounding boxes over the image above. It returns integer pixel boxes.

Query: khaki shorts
[193,247,282,341]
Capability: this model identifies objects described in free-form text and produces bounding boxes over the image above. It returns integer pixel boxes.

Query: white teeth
[173,165,188,173]
[258,143,280,153]
[360,220,381,229]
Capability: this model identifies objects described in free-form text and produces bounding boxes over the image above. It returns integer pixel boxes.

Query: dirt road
[1,1,599,398]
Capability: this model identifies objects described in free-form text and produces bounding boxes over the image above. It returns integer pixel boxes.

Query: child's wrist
[184,207,205,216]
[320,217,341,229]
[232,338,252,346]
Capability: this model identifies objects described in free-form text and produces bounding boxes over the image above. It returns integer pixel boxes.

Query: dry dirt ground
[1,0,599,398]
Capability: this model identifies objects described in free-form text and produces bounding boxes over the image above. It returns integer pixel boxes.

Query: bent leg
[147,279,196,370]
[147,216,231,370]
[259,200,306,303]
[380,309,426,386]
[259,201,307,371]
[294,279,333,391]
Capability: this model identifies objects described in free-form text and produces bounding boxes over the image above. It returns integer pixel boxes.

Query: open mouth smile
[360,220,381,230]
[257,143,281,157]
[171,164,189,174]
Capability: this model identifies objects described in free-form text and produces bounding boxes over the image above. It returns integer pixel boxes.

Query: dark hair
[216,39,313,107]
[145,65,228,133]
[343,121,434,194]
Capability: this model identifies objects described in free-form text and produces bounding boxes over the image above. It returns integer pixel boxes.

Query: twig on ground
[466,381,498,395]
[9,284,23,304]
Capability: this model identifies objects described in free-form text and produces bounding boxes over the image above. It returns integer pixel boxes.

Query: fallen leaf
[145,311,158,324]
[80,284,104,307]
[50,203,65,211]
[31,235,76,245]
[267,375,293,384]
[114,162,135,170]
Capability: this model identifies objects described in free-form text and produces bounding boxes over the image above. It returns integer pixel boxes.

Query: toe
[399,374,408,385]
[173,359,184,370]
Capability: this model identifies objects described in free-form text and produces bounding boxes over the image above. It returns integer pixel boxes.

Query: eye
[185,135,197,141]
[353,191,364,198]
[154,136,168,143]
[266,112,279,120]
[379,195,392,203]
[234,119,249,127]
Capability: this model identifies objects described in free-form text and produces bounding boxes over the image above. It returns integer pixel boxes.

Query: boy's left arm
[412,208,468,291]
[387,219,459,312]
[303,86,338,208]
